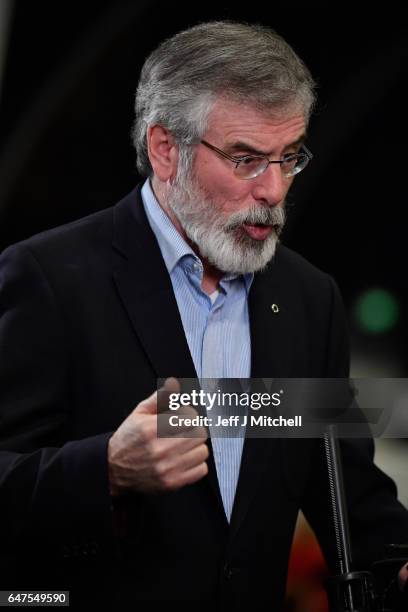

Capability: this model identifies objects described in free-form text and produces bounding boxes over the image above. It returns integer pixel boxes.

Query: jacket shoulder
[1,187,141,268]
[4,206,115,260]
[273,244,333,288]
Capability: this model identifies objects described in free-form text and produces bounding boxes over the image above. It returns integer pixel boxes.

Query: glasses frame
[200,139,313,179]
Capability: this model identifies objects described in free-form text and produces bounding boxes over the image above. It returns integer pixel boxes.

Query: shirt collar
[141,179,197,275]
[141,178,254,293]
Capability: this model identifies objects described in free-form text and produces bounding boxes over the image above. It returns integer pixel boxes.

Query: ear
[147,125,179,182]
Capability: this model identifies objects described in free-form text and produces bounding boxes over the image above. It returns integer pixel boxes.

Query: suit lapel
[229,254,298,539]
[249,257,296,379]
[112,187,196,379]
[228,436,276,541]
[111,187,224,512]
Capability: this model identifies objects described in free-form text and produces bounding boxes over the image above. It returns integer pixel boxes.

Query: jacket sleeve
[0,243,117,569]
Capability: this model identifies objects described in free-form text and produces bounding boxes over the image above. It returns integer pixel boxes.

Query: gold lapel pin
[271,304,279,314]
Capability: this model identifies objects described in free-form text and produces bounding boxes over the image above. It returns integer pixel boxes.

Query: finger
[162,442,209,475]
[170,461,209,490]
[136,377,181,416]
[157,377,181,413]
[135,389,159,415]
[160,404,205,432]
[157,413,208,438]
[164,377,180,393]
[154,432,209,459]
[172,424,208,439]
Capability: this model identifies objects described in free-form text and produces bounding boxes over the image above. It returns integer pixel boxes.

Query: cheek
[218,182,260,214]
[199,167,253,211]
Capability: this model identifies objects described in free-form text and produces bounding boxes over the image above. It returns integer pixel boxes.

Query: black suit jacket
[1,185,407,609]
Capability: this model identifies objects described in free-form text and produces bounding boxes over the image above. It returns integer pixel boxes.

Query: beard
[166,167,286,275]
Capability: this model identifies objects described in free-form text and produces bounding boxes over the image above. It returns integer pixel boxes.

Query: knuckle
[137,425,151,445]
[138,422,155,446]
[200,461,209,476]
[186,406,199,417]
[196,426,208,439]
[146,440,161,461]
[154,461,168,480]
[162,473,179,491]
[201,444,210,460]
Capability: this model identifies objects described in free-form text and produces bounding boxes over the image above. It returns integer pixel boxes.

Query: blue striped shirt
[141,179,253,520]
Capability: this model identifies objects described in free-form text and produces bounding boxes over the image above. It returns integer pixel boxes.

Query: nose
[250,163,286,206]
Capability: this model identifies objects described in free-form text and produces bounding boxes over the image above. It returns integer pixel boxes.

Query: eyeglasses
[200,139,313,180]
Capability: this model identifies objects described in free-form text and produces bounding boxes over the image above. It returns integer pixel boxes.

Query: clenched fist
[107,377,209,496]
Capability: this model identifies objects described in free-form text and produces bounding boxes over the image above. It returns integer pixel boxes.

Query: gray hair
[132,21,317,177]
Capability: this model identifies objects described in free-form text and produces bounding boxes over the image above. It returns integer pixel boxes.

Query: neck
[201,263,223,294]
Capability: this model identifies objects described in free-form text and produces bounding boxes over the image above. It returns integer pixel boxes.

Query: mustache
[224,204,286,234]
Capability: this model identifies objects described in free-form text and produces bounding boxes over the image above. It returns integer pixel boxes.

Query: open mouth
[242,223,274,241]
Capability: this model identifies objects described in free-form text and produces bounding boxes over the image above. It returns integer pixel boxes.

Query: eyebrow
[225,134,307,156]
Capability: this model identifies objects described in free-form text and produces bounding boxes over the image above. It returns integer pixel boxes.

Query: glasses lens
[235,156,269,179]
[282,153,309,178]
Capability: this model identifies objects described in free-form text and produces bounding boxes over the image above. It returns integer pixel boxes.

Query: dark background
[0,0,407,374]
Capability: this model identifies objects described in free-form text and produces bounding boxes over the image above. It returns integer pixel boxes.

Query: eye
[282,152,298,161]
[231,153,252,161]
[240,156,265,166]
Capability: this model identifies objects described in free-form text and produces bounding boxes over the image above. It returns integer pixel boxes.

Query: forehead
[204,99,306,150]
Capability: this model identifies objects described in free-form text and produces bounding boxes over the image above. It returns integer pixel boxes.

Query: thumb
[135,377,181,415]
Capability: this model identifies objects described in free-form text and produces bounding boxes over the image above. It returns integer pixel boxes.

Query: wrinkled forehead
[204,98,307,149]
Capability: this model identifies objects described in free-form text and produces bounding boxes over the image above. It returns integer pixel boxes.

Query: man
[0,21,407,610]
